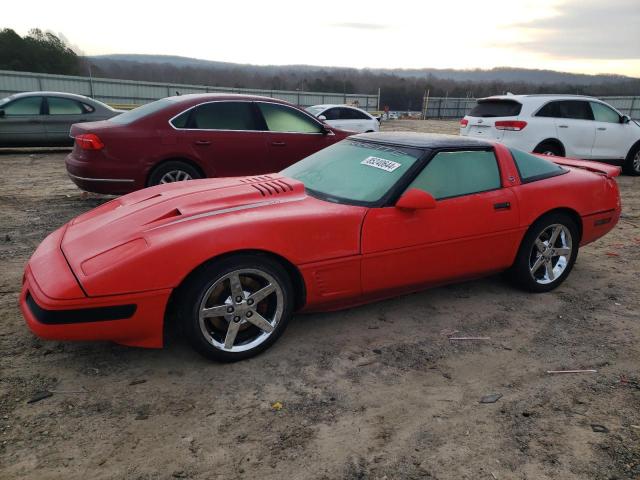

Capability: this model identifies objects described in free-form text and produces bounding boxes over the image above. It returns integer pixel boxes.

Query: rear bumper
[580,208,621,246]
[20,229,171,348]
[65,152,141,195]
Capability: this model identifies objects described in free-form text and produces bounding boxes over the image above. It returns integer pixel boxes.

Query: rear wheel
[148,161,202,187]
[179,254,294,362]
[509,213,579,292]
[623,144,640,176]
[533,141,563,157]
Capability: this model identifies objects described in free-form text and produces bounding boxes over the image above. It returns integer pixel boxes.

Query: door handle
[494,202,511,210]
[271,141,286,147]
[194,140,211,145]
[558,125,569,128]
[597,127,607,131]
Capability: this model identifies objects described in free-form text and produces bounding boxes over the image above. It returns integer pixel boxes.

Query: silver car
[0,91,122,147]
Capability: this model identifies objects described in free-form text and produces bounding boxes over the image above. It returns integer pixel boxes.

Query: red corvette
[65,94,350,195]
[22,133,621,361]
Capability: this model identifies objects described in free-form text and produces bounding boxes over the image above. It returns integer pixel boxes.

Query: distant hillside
[90,54,638,85]
[86,54,640,110]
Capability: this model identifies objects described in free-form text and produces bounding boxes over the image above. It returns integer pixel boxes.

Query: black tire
[533,141,564,157]
[508,212,579,293]
[178,254,294,362]
[623,144,640,176]
[147,160,202,187]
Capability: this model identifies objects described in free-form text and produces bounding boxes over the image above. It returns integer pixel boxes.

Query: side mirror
[621,115,631,124]
[318,115,327,121]
[396,189,437,210]
[321,124,332,135]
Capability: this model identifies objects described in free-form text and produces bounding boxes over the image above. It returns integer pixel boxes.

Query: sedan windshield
[305,106,324,117]
[282,139,422,204]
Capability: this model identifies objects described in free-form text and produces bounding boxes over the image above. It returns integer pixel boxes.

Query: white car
[306,104,379,133]
[459,95,640,175]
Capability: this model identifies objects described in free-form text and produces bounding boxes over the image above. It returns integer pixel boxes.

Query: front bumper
[20,227,171,348]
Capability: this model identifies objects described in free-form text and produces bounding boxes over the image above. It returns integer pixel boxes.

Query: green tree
[0,28,80,75]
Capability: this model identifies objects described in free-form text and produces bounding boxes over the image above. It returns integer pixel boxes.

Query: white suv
[459,95,640,175]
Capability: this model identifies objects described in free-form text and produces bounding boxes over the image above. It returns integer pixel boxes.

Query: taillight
[495,120,527,131]
[460,118,469,127]
[75,133,104,150]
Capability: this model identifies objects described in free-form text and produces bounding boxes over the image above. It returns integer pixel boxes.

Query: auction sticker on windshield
[361,156,402,172]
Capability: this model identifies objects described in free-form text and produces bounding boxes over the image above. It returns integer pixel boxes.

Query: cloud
[513,0,640,59]
[330,22,389,31]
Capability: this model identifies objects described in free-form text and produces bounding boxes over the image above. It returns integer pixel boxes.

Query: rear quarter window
[511,149,566,183]
[469,100,522,118]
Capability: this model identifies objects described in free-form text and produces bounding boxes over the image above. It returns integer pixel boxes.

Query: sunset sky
[4,0,640,77]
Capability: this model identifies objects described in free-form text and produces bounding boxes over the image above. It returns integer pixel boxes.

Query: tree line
[2,28,639,110]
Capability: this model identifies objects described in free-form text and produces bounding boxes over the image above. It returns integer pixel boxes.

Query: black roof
[352,132,492,149]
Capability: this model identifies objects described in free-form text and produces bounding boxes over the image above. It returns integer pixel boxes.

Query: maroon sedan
[66,94,351,194]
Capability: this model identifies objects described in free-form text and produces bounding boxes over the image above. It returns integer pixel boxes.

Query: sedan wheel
[508,213,579,292]
[160,170,193,184]
[179,254,294,361]
[148,160,202,187]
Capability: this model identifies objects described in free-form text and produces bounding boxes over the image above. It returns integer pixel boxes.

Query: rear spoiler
[543,156,621,178]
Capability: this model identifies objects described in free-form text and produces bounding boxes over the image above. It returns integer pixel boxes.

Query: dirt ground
[1,120,639,480]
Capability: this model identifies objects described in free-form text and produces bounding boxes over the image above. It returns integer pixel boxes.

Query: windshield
[470,100,522,118]
[282,139,422,204]
[109,97,178,125]
[305,106,325,117]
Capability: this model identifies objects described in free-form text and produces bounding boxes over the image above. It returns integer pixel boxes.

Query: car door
[344,107,373,132]
[361,149,520,295]
[257,102,337,171]
[554,100,596,159]
[589,101,629,160]
[44,96,91,145]
[172,100,269,177]
[0,96,46,146]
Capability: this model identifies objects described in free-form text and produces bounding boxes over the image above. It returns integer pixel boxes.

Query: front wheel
[623,145,640,176]
[508,213,579,292]
[179,254,294,362]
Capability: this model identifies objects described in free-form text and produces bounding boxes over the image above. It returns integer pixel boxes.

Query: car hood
[61,174,307,285]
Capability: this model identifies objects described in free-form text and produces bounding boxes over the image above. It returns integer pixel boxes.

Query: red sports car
[65,94,350,194]
[23,133,621,361]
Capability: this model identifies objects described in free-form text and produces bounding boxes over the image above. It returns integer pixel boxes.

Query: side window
[343,108,370,120]
[590,102,620,123]
[557,101,594,120]
[323,108,340,120]
[407,150,501,200]
[3,96,43,115]
[536,101,560,118]
[510,148,565,183]
[257,102,322,133]
[171,110,191,128]
[48,97,84,115]
[190,102,261,130]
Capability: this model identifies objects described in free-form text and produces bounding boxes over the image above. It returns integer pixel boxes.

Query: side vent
[144,208,182,225]
[251,179,294,197]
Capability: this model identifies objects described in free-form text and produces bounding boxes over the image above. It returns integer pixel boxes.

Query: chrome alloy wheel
[198,269,284,352]
[159,170,193,184]
[633,150,640,173]
[529,224,573,285]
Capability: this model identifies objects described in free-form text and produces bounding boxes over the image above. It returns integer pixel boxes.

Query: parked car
[0,91,122,147]
[459,94,640,175]
[66,94,351,194]
[22,133,620,361]
[305,104,379,133]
